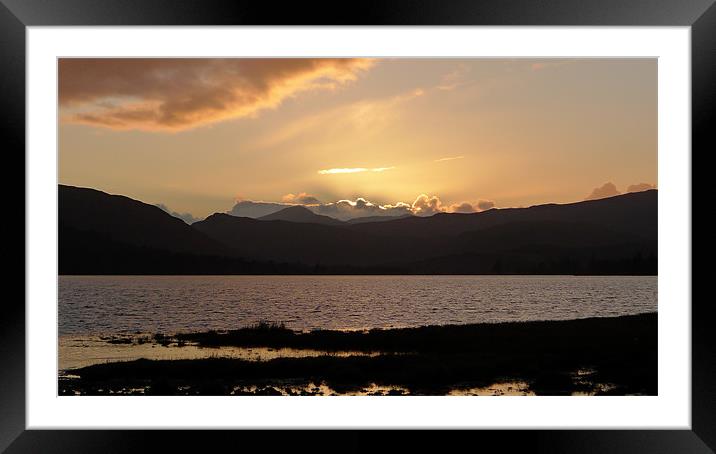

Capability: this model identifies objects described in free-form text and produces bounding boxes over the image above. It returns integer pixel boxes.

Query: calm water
[58,275,657,336]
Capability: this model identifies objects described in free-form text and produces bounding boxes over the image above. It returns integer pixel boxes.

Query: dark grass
[61,313,657,396]
[173,313,655,355]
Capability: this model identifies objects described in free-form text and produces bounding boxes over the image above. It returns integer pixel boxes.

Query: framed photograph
[5,0,711,451]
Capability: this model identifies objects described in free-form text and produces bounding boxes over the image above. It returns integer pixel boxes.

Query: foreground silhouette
[60,313,656,396]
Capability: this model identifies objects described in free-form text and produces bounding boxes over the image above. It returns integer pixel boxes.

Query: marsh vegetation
[60,313,656,396]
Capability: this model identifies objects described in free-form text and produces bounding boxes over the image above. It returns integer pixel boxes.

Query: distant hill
[193,213,418,266]
[59,185,657,275]
[59,223,312,275]
[258,205,344,226]
[59,185,313,274]
[227,200,289,218]
[394,220,655,274]
[346,214,414,225]
[59,185,229,256]
[347,190,657,242]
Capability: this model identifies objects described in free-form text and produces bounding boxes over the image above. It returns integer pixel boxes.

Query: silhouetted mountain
[59,223,313,275]
[193,213,418,266]
[348,190,657,241]
[258,205,344,225]
[194,197,656,273]
[346,214,414,225]
[59,185,657,275]
[227,200,289,218]
[59,185,321,274]
[59,185,229,256]
[391,220,656,274]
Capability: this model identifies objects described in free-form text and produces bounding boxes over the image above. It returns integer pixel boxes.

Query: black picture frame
[3,0,711,452]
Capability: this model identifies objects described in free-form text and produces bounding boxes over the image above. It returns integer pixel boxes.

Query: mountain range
[257,205,411,225]
[59,184,657,275]
[258,205,345,226]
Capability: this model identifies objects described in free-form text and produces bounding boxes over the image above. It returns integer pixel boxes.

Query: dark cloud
[585,182,621,201]
[155,203,200,224]
[59,58,375,131]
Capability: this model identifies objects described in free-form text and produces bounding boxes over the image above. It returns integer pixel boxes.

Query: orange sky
[59,58,657,219]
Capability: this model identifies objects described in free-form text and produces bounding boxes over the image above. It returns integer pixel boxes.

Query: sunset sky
[59,58,657,221]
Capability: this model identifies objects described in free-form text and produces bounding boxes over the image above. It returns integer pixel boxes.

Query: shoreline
[60,313,657,396]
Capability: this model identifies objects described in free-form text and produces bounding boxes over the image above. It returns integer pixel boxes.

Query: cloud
[446,199,495,214]
[411,194,445,216]
[585,182,621,201]
[319,194,494,218]
[627,183,656,193]
[59,58,375,131]
[449,202,476,213]
[317,166,395,175]
[434,156,464,163]
[282,192,321,205]
[155,203,200,224]
[314,198,412,221]
[227,193,496,221]
[228,194,414,221]
[477,200,495,211]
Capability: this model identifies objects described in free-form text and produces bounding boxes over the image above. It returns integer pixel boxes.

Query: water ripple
[59,275,657,336]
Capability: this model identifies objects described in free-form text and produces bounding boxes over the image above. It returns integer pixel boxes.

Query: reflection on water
[230,382,414,396]
[448,382,535,396]
[59,275,657,336]
[58,275,656,396]
[59,335,380,372]
[58,378,613,396]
